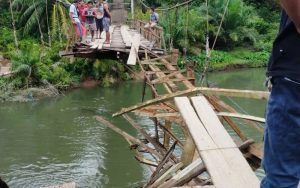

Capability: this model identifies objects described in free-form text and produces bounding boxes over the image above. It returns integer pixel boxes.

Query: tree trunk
[9,0,18,48]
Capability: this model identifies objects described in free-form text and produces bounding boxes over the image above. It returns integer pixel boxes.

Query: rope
[211,0,230,51]
[138,0,194,12]
[200,0,231,86]
[225,96,263,127]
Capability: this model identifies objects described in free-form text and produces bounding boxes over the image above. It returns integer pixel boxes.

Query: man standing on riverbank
[262,1,300,188]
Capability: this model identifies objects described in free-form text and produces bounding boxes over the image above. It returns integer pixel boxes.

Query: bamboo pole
[113,87,270,117]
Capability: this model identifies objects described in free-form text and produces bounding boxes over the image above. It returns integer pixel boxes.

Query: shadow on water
[0,68,267,187]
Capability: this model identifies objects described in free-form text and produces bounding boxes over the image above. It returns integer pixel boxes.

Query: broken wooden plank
[152,78,195,85]
[120,25,132,47]
[127,34,141,65]
[175,97,260,188]
[158,159,205,188]
[150,69,187,84]
[150,162,184,188]
[113,87,270,117]
[191,96,260,187]
[147,141,178,186]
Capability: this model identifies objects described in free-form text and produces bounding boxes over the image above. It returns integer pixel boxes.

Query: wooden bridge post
[171,49,179,64]
[163,121,172,149]
[187,61,196,86]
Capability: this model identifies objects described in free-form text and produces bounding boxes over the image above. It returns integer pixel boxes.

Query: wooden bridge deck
[61,22,165,59]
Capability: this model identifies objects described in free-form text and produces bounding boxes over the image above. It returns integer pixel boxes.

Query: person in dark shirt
[84,1,97,42]
[262,1,300,188]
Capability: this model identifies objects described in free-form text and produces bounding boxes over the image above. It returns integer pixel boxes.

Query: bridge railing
[132,20,166,50]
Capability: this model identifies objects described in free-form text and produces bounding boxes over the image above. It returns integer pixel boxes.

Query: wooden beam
[152,78,195,84]
[127,34,140,65]
[175,97,260,188]
[191,96,260,187]
[147,141,178,186]
[150,69,186,84]
[150,162,184,188]
[216,112,265,123]
[112,87,270,117]
[158,159,205,188]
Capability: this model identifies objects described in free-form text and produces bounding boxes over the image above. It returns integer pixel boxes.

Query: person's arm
[104,3,112,17]
[69,5,76,24]
[280,0,300,32]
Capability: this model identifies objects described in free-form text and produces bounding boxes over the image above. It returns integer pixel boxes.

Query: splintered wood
[95,49,267,187]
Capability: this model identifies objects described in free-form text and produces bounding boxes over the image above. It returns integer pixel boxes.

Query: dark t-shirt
[267,11,300,80]
[85,8,96,24]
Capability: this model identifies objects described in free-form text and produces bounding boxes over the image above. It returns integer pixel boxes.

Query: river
[0,68,267,188]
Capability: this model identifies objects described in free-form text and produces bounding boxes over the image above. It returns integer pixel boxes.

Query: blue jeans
[261,77,300,188]
[76,21,83,39]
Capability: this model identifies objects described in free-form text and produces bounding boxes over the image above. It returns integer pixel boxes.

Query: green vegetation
[0,0,281,101]
[0,1,129,101]
[138,0,280,70]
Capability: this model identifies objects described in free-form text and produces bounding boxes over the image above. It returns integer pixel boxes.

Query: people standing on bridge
[69,0,86,43]
[144,7,159,29]
[95,0,104,39]
[262,1,300,188]
[84,1,97,42]
[78,0,88,24]
[103,0,112,44]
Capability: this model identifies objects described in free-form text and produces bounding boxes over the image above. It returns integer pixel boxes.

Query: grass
[186,48,269,72]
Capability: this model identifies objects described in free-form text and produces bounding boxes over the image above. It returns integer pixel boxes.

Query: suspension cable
[200,0,231,86]
[138,0,194,11]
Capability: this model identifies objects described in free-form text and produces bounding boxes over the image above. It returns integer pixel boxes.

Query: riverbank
[186,48,269,72]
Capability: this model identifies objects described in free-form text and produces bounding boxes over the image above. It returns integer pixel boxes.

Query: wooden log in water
[95,116,163,160]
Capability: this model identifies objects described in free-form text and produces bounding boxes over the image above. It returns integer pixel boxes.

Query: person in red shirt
[78,0,88,24]
[84,1,97,42]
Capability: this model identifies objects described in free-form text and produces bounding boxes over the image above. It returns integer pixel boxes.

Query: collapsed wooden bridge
[61,13,269,186]
[94,45,269,187]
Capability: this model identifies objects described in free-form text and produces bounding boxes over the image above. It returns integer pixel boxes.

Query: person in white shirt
[69,0,84,42]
